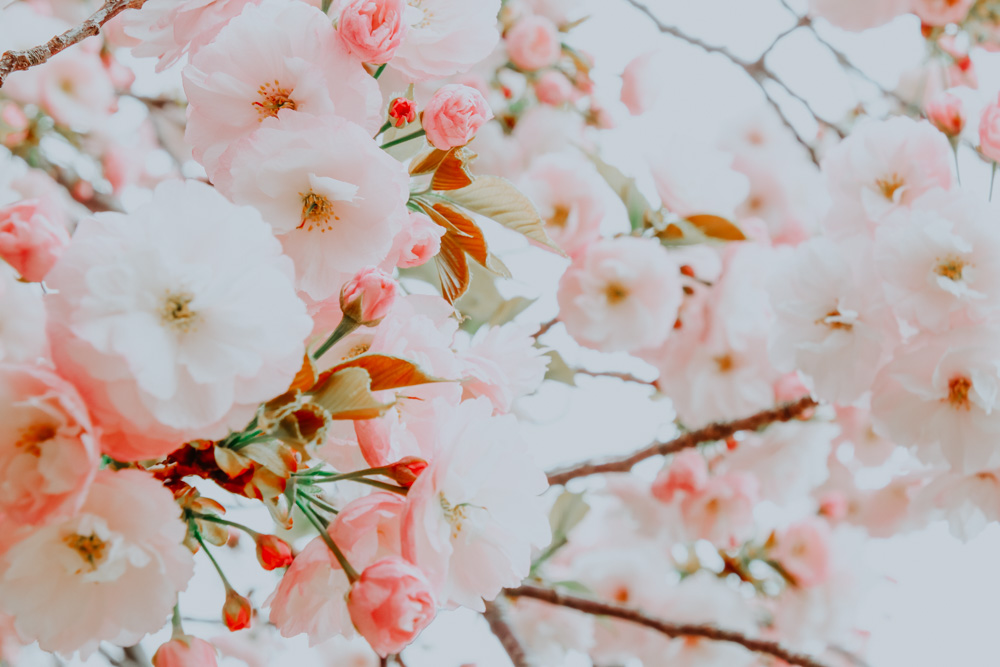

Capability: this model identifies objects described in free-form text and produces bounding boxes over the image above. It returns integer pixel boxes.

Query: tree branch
[573,368,657,386]
[505,585,829,667]
[546,396,817,485]
[0,0,147,89]
[483,599,533,667]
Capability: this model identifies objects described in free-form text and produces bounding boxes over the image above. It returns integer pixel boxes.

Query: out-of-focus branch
[572,368,657,386]
[483,599,534,667]
[504,585,829,667]
[533,318,559,339]
[0,0,147,88]
[546,396,817,485]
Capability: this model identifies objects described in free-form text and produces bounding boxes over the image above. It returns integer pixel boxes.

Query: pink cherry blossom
[0,470,193,655]
[620,50,666,116]
[422,84,494,150]
[388,211,445,269]
[651,450,709,504]
[926,90,966,137]
[647,135,750,218]
[679,471,759,546]
[353,385,464,468]
[912,0,974,26]
[456,323,549,414]
[557,236,683,353]
[0,265,46,364]
[389,0,501,81]
[506,14,561,72]
[216,113,409,301]
[341,267,400,325]
[979,95,1000,162]
[774,518,833,588]
[153,635,219,667]
[347,556,436,657]
[0,363,99,526]
[183,0,383,177]
[534,70,573,106]
[338,0,409,64]
[0,199,70,282]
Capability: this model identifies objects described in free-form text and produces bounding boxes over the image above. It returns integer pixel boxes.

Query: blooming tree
[0,0,996,665]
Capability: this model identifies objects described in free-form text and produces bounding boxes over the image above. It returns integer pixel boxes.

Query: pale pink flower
[456,324,549,414]
[871,328,1000,473]
[46,180,311,461]
[914,470,1000,541]
[807,0,910,31]
[121,0,261,71]
[341,267,399,325]
[912,0,974,26]
[352,385,463,468]
[338,0,408,64]
[216,113,409,301]
[534,70,572,106]
[36,52,116,132]
[0,613,20,664]
[519,153,611,257]
[506,14,561,72]
[926,90,966,137]
[620,50,666,116]
[0,199,69,282]
[0,364,99,526]
[401,397,550,610]
[0,470,194,655]
[875,188,1000,332]
[768,237,892,404]
[822,117,952,225]
[557,236,683,353]
[660,572,757,667]
[0,264,46,364]
[389,0,501,81]
[508,597,596,664]
[183,1,382,177]
[347,556,436,657]
[834,404,897,467]
[680,472,758,546]
[153,635,218,667]
[651,450,709,504]
[980,94,1000,162]
[647,135,750,218]
[773,519,833,588]
[330,492,406,564]
[388,211,444,269]
[422,84,494,150]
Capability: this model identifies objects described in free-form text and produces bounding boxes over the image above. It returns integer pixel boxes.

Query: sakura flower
[647,135,750,218]
[387,211,444,269]
[557,236,682,353]
[347,556,436,657]
[0,264,46,364]
[337,0,409,64]
[926,90,966,137]
[422,84,494,150]
[36,51,117,132]
[401,397,550,610]
[389,0,502,81]
[153,635,218,667]
[980,95,1000,162]
[875,189,1000,332]
[871,328,1000,473]
[509,597,596,664]
[455,324,549,414]
[505,14,561,72]
[46,180,311,461]
[0,364,99,526]
[0,199,70,282]
[620,50,667,116]
[216,113,409,301]
[912,0,974,26]
[807,0,910,31]
[0,469,194,656]
[822,117,952,226]
[534,70,573,106]
[914,469,1000,541]
[769,237,892,404]
[773,518,833,588]
[340,266,399,326]
[651,450,708,504]
[183,0,382,177]
[679,471,759,546]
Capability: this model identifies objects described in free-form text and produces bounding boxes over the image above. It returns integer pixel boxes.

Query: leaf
[660,223,684,240]
[543,350,577,387]
[308,367,394,420]
[214,446,253,479]
[409,147,448,175]
[434,230,471,303]
[446,176,566,255]
[286,354,318,393]
[687,214,746,241]
[456,263,534,332]
[241,442,293,477]
[430,202,511,278]
[327,354,442,391]
[588,152,653,232]
[431,146,477,191]
[549,491,590,538]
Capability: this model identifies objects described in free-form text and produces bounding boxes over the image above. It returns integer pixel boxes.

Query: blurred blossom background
[5,0,1000,664]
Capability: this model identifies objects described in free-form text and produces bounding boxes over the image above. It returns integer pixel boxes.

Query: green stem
[529,536,568,576]
[296,499,359,582]
[313,317,360,360]
[195,514,261,539]
[170,603,183,638]
[297,466,392,482]
[991,162,997,202]
[320,0,332,13]
[381,129,426,150]
[304,493,341,515]
[352,478,409,495]
[373,63,387,79]
[191,523,234,591]
[375,120,392,137]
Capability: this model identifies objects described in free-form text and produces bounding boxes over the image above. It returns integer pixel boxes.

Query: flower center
[547,205,571,228]
[253,81,297,121]
[161,292,199,332]
[714,354,735,373]
[16,421,56,456]
[875,174,905,201]
[298,191,340,232]
[604,281,629,305]
[817,309,854,331]
[946,375,973,410]
[63,532,108,573]
[344,342,371,359]
[439,494,482,540]
[406,1,432,28]
[935,256,968,282]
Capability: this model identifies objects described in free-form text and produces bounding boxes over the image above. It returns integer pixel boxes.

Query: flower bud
[347,556,437,656]
[222,589,252,631]
[386,457,428,488]
[255,534,294,571]
[926,91,965,137]
[0,200,70,282]
[421,84,493,150]
[152,635,218,667]
[338,0,407,64]
[505,15,561,72]
[0,103,29,147]
[340,266,399,326]
[388,97,417,128]
[534,70,573,106]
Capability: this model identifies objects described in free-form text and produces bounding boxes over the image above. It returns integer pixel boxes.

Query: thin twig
[546,396,817,485]
[483,599,533,667]
[573,368,657,386]
[533,318,559,339]
[0,0,147,88]
[505,585,828,667]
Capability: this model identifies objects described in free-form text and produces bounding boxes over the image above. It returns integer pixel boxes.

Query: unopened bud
[386,457,428,488]
[255,534,294,571]
[152,635,218,666]
[926,91,965,137]
[340,266,399,326]
[388,97,417,128]
[222,589,252,632]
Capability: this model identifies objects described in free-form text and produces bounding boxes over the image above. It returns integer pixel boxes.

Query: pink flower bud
[505,15,561,72]
[340,266,399,326]
[338,0,408,64]
[979,97,1000,162]
[152,635,218,667]
[0,103,29,147]
[926,91,965,137]
[422,84,494,150]
[222,589,252,632]
[255,534,294,571]
[388,97,417,128]
[534,70,573,106]
[394,211,445,269]
[0,200,70,282]
[386,457,428,488]
[347,556,437,657]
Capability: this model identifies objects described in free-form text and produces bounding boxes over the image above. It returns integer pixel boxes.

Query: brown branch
[573,368,657,386]
[505,585,829,667]
[483,599,533,667]
[546,396,817,485]
[0,0,147,89]
[533,317,559,339]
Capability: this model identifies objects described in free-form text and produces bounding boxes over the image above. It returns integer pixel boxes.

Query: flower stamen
[253,80,297,121]
[298,192,339,232]
[63,533,108,573]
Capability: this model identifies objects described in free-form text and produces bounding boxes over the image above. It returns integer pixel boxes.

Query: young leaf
[588,152,652,232]
[327,354,442,391]
[687,214,746,241]
[309,367,393,420]
[430,202,511,278]
[434,230,471,303]
[431,146,477,191]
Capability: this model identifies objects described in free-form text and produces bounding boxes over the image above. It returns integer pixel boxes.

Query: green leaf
[588,152,652,232]
[543,350,577,387]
